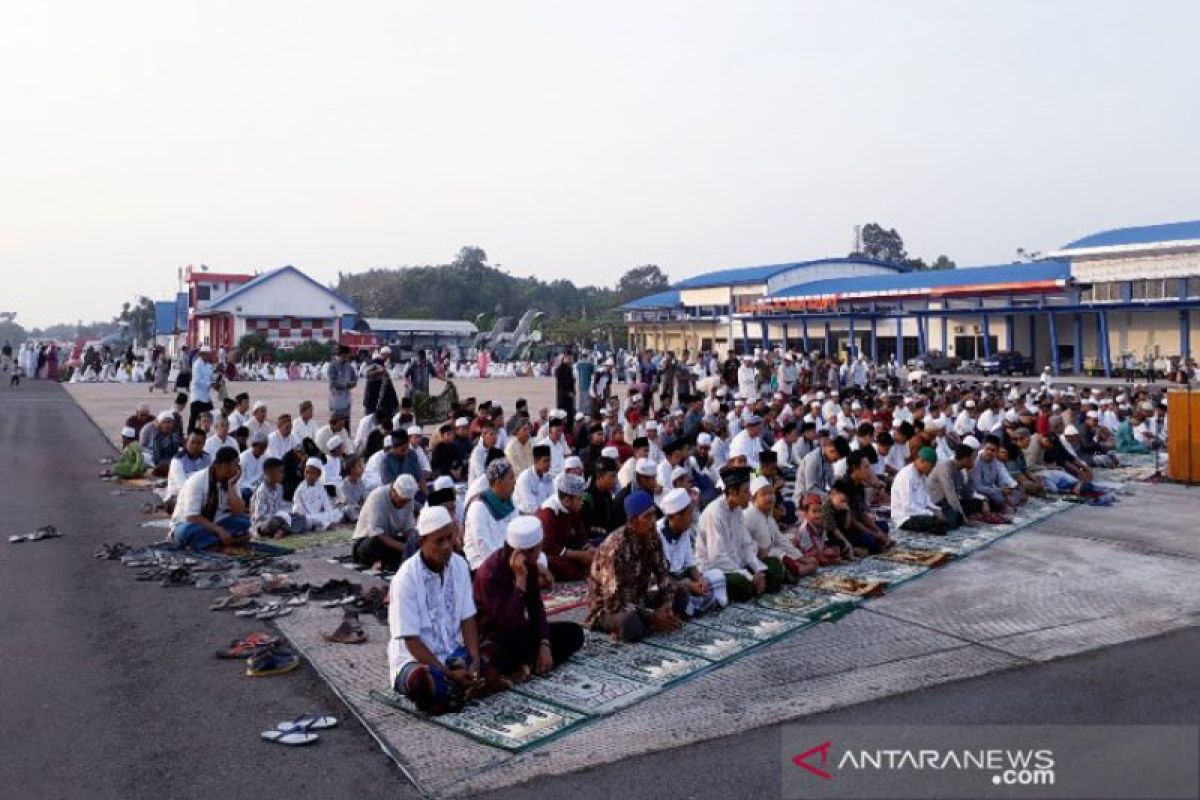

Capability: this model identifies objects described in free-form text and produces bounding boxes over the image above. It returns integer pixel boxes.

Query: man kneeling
[389,506,482,715]
[473,516,584,682]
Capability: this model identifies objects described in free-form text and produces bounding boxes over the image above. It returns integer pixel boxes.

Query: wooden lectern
[1166,389,1200,484]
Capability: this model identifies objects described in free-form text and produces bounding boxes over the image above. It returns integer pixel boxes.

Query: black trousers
[188,400,213,434]
[486,621,584,675]
[351,534,412,572]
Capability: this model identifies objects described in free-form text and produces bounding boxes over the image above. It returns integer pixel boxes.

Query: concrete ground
[9,378,1199,799]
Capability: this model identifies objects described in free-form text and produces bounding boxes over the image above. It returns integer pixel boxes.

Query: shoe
[246,646,301,677]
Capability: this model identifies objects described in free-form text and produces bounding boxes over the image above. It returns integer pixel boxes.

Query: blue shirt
[190,358,214,400]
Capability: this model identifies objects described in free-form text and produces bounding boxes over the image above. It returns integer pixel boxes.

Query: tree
[852,223,907,264]
[113,296,156,345]
[927,255,956,271]
[616,265,670,303]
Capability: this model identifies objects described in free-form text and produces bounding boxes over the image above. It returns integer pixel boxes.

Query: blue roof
[207,265,358,313]
[768,260,1071,299]
[1061,220,1200,250]
[622,290,681,310]
[672,257,907,289]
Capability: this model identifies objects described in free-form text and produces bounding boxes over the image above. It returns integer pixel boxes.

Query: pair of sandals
[260,715,338,746]
[234,601,293,620]
[323,610,367,645]
[215,632,280,659]
[8,526,62,544]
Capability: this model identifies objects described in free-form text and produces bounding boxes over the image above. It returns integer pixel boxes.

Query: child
[821,484,869,559]
[104,426,148,479]
[793,492,847,565]
[251,458,305,539]
[336,456,368,523]
[292,458,344,531]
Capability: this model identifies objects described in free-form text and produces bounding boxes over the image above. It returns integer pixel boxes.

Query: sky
[2,1,1198,328]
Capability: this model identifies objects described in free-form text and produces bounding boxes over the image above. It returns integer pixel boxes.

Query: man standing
[389,506,481,714]
[188,346,215,433]
[585,491,686,643]
[328,345,358,426]
[555,352,576,422]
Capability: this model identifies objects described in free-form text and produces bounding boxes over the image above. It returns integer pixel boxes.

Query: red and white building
[185,265,358,351]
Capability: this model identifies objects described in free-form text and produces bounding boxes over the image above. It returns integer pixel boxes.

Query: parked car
[906,350,960,373]
[978,350,1034,375]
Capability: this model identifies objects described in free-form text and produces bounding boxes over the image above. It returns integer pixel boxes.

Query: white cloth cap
[564,455,583,471]
[252,400,267,411]
[121,426,137,439]
[433,475,454,491]
[645,421,659,431]
[601,446,620,459]
[962,436,981,450]
[635,458,657,477]
[157,411,174,422]
[392,474,419,498]
[749,476,772,496]
[454,417,469,427]
[406,425,422,436]
[660,488,691,516]
[670,465,688,483]
[696,433,713,446]
[1063,424,1080,436]
[326,435,344,450]
[417,505,453,537]
[965,399,976,408]
[304,457,325,471]
[505,515,544,549]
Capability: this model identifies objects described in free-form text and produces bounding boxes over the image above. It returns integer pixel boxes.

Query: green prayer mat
[689,603,811,643]
[512,661,661,715]
[647,621,760,662]
[573,633,713,686]
[268,526,354,552]
[369,688,588,752]
[755,586,862,621]
[832,557,930,586]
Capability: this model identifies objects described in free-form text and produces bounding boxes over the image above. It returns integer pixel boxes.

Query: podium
[1166,389,1200,483]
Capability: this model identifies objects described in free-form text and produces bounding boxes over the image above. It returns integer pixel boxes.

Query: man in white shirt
[513,446,554,515]
[468,425,497,486]
[352,475,419,571]
[696,466,779,601]
[464,460,518,569]
[237,432,270,500]
[889,446,947,534]
[293,400,319,443]
[388,506,480,714]
[267,413,302,460]
[535,418,569,476]
[166,430,213,510]
[169,446,251,550]
[729,414,764,470]
[246,401,273,442]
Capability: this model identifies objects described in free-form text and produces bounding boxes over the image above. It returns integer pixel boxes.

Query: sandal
[260,729,318,746]
[246,647,302,677]
[216,633,279,659]
[276,715,338,733]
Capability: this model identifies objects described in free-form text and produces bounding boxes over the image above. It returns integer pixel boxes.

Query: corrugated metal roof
[207,265,359,312]
[1060,220,1200,250]
[767,260,1071,299]
[621,290,682,310]
[672,256,906,289]
[363,318,478,335]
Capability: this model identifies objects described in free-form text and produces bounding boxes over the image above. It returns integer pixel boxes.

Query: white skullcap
[729,437,753,460]
[120,426,137,439]
[635,458,657,477]
[406,425,422,436]
[433,475,454,491]
[417,505,453,537]
[660,488,691,516]
[1063,424,1080,436]
[962,436,981,450]
[601,446,620,459]
[645,421,659,431]
[926,418,945,431]
[252,400,267,411]
[670,465,688,483]
[816,391,826,400]
[326,435,344,450]
[392,474,419,498]
[1086,410,1099,419]
[505,516,544,550]
[563,455,583,471]
[157,411,174,422]
[304,457,325,471]
[850,401,862,411]
[891,419,903,428]
[454,417,469,427]
[749,476,772,496]
[965,399,976,408]
[696,433,713,446]
[575,413,584,420]
[550,408,568,419]
[1003,410,1018,423]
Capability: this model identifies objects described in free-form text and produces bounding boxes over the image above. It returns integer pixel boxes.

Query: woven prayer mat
[756,586,862,621]
[572,634,712,686]
[842,557,930,586]
[267,527,354,552]
[689,603,811,643]
[542,582,588,616]
[513,661,661,715]
[646,621,761,662]
[876,547,952,568]
[369,688,587,752]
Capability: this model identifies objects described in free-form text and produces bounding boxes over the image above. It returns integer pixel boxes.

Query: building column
[781,322,789,352]
[1048,312,1060,376]
[823,322,832,357]
[848,317,856,358]
[1029,315,1037,368]
[1180,309,1191,359]
[870,317,879,363]
[740,318,749,355]
[895,317,903,362]
[1097,310,1113,378]
[760,320,769,353]
[981,313,992,358]
[1005,314,1015,350]
[1072,314,1083,375]
[801,317,809,354]
[941,317,948,353]
[916,316,927,353]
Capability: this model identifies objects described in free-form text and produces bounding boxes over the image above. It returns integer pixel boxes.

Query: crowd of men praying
[104,343,1171,713]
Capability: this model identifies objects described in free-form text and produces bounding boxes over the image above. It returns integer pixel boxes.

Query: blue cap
[623,490,656,521]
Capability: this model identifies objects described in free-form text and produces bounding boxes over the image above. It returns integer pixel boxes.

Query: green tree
[113,296,156,345]
[616,265,670,304]
[852,223,908,264]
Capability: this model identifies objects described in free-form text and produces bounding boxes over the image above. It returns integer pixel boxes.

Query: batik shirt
[585,525,672,626]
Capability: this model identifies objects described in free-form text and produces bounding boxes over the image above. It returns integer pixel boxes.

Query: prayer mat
[513,661,661,715]
[266,527,354,552]
[647,621,761,662]
[541,582,588,616]
[689,603,811,643]
[756,586,861,621]
[370,688,588,751]
[837,558,930,586]
[877,547,951,568]
[801,571,888,598]
[572,634,712,686]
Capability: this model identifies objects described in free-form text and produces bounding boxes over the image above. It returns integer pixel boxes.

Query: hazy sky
[3,1,1198,328]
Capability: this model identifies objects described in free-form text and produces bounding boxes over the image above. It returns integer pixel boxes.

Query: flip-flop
[260,729,318,746]
[276,715,338,732]
[233,603,265,618]
[256,604,293,620]
[285,591,310,607]
[216,633,280,659]
[8,535,27,544]
[246,648,301,677]
[28,526,61,541]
